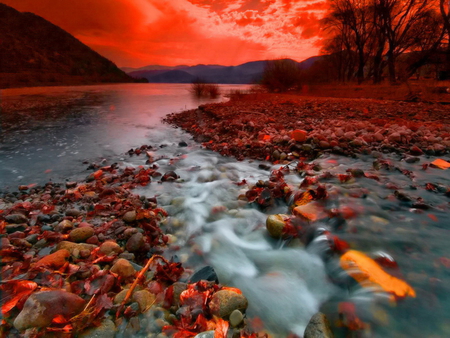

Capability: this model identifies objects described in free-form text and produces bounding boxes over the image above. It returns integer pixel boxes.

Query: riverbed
[1,84,449,337]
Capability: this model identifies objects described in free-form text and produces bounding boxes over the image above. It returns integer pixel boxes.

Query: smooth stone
[304,312,334,338]
[189,266,218,284]
[69,227,95,243]
[6,223,28,234]
[113,289,130,304]
[209,290,248,318]
[123,210,137,223]
[78,318,116,338]
[56,241,97,257]
[55,219,73,232]
[229,309,244,327]
[14,290,85,331]
[65,209,81,217]
[110,258,136,278]
[171,282,188,307]
[100,241,122,256]
[266,214,289,239]
[133,290,156,312]
[126,232,144,252]
[25,234,39,244]
[5,214,28,224]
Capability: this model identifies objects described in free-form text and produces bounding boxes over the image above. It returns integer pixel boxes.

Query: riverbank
[165,93,450,162]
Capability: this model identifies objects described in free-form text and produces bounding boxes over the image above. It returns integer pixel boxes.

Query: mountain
[0,3,134,88]
[124,57,324,84]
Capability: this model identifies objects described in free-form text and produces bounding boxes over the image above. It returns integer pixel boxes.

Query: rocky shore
[165,93,450,162]
[0,156,257,337]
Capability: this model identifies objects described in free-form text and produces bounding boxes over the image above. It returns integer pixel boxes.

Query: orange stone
[291,129,307,142]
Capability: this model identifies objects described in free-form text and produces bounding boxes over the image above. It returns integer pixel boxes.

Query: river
[1,83,449,337]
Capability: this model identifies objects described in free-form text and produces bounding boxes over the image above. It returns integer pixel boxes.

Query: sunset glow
[3,0,327,67]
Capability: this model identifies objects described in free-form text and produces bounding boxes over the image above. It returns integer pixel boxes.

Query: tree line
[320,0,450,83]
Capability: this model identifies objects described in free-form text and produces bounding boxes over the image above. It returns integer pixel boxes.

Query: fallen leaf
[340,250,416,298]
[430,159,450,170]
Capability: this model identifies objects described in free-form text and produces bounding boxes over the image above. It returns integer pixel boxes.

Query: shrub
[190,78,220,98]
[260,59,302,92]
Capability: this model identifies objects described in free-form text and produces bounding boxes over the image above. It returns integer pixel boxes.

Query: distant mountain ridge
[0,3,134,88]
[123,58,323,84]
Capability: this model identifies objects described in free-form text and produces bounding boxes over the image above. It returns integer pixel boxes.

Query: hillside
[0,3,134,88]
[126,57,323,84]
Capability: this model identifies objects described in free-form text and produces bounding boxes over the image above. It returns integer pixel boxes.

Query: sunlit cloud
[3,0,327,67]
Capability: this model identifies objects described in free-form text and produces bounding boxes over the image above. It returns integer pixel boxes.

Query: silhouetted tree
[260,59,301,92]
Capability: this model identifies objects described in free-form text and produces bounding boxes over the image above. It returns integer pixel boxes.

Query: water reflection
[0,83,249,188]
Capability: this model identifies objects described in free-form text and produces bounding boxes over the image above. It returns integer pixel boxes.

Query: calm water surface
[1,84,449,337]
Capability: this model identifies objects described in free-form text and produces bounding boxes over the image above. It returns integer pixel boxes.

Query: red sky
[4,0,327,68]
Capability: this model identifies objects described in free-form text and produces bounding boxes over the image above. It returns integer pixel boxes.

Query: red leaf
[0,280,38,315]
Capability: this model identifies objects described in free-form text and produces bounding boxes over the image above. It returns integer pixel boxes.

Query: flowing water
[1,84,449,337]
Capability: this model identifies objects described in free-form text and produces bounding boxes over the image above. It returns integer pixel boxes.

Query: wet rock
[5,223,28,234]
[189,266,219,283]
[209,290,248,318]
[410,145,423,156]
[405,156,420,163]
[113,289,130,305]
[69,226,95,243]
[14,290,85,331]
[266,214,290,239]
[126,232,144,252]
[66,181,77,188]
[161,171,179,182]
[304,312,334,338]
[25,234,39,244]
[172,282,188,307]
[56,241,97,257]
[292,129,307,142]
[123,210,137,223]
[65,209,81,217]
[133,290,156,312]
[229,309,244,327]
[5,214,28,224]
[100,241,123,256]
[55,219,73,233]
[35,249,70,269]
[111,258,136,278]
[178,141,188,147]
[78,318,116,338]
[272,150,281,160]
[37,214,51,223]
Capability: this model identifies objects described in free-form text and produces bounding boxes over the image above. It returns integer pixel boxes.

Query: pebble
[56,241,97,257]
[5,223,28,234]
[266,214,289,239]
[303,312,334,338]
[229,309,244,327]
[78,318,116,338]
[14,290,85,331]
[171,282,188,307]
[209,290,248,318]
[123,210,137,223]
[69,226,95,243]
[110,258,136,278]
[5,213,28,224]
[65,209,81,217]
[55,219,73,233]
[100,241,123,256]
[132,290,156,312]
[126,232,144,252]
